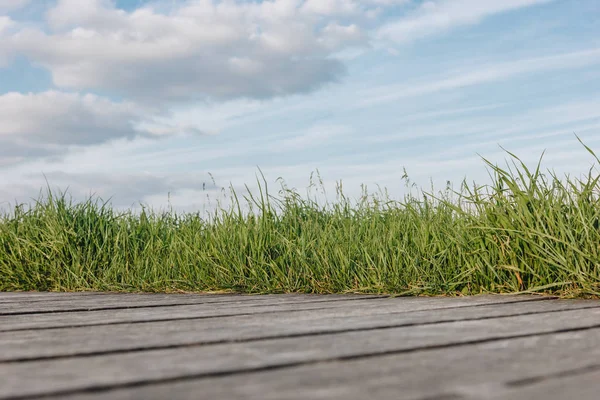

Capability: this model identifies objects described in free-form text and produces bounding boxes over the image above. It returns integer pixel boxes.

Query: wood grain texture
[0,294,551,332]
[0,293,384,314]
[41,329,600,400]
[0,293,598,400]
[0,292,378,303]
[0,297,580,362]
[0,292,102,303]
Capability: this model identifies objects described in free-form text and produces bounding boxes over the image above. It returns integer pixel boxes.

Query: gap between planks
[0,294,558,332]
[2,304,600,400]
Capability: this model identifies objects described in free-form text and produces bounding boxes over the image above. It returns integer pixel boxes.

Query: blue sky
[0,0,599,211]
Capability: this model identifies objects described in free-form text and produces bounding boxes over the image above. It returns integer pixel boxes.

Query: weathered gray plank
[0,292,232,304]
[0,295,552,332]
[0,299,597,363]
[0,292,106,304]
[1,304,600,399]
[0,292,384,305]
[36,328,600,400]
[0,297,395,332]
[0,293,386,315]
[485,369,600,400]
[0,291,97,298]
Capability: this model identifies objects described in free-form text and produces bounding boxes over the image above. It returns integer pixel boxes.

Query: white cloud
[301,0,358,16]
[2,0,382,103]
[0,91,192,165]
[358,47,600,107]
[0,0,30,12]
[102,122,352,172]
[363,98,600,148]
[46,0,127,30]
[0,0,596,212]
[319,22,365,49]
[0,170,221,210]
[300,0,410,17]
[353,99,600,182]
[0,16,16,65]
[163,47,600,137]
[270,124,351,151]
[0,91,139,143]
[378,0,554,43]
[0,16,13,33]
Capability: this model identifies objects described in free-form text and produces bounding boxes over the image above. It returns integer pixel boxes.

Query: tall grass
[1,142,599,297]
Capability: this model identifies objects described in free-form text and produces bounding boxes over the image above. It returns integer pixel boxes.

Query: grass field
[2,141,600,297]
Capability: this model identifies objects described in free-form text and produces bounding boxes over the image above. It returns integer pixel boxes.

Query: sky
[0,0,599,212]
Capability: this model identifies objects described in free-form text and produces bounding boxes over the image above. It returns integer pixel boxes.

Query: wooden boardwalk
[1,292,600,399]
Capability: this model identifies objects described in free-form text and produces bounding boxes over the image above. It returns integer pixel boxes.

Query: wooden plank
[0,292,233,304]
[486,369,600,400]
[0,292,105,304]
[8,322,600,400]
[0,293,386,315]
[0,295,553,332]
[0,297,396,332]
[0,292,383,303]
[0,294,261,314]
[0,292,383,304]
[0,291,98,298]
[0,299,596,363]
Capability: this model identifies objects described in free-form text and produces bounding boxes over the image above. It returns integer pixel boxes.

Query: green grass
[1,140,600,297]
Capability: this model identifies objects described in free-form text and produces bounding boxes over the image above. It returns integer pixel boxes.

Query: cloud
[301,0,358,16]
[0,0,30,12]
[160,46,600,138]
[1,170,220,209]
[0,91,141,143]
[1,0,382,103]
[299,0,404,16]
[270,124,351,152]
[0,16,14,33]
[358,47,600,107]
[0,90,186,165]
[355,99,600,179]
[0,16,16,65]
[378,0,553,43]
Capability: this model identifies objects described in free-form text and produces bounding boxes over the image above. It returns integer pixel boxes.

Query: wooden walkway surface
[1,292,600,399]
